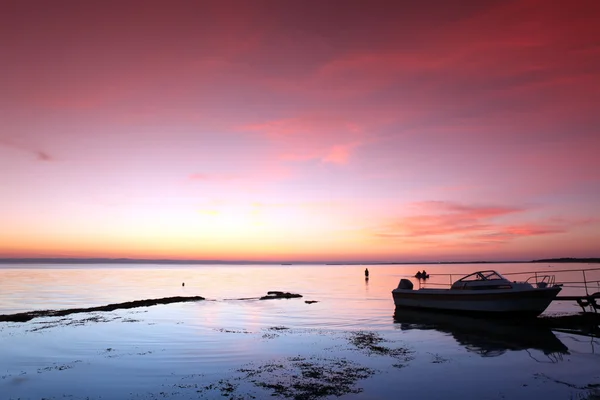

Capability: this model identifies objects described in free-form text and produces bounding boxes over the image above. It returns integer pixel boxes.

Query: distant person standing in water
[365,268,369,278]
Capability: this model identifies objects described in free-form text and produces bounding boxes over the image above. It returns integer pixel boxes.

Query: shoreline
[2,295,598,338]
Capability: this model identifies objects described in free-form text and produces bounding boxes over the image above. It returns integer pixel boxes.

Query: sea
[1,263,599,400]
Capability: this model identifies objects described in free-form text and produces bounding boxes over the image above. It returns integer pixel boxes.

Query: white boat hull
[392,286,561,317]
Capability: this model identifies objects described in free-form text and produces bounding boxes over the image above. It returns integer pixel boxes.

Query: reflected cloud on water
[393,307,569,359]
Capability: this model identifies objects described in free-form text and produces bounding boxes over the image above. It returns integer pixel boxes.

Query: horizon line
[0,256,598,265]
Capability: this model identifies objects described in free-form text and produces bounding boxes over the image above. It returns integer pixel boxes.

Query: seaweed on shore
[174,354,375,399]
[348,331,414,363]
[0,295,205,323]
[29,315,119,331]
[237,356,375,399]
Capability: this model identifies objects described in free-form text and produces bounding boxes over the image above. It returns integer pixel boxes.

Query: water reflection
[393,308,569,358]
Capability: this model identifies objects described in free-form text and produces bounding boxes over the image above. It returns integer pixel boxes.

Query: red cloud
[261,0,600,141]
[370,201,585,247]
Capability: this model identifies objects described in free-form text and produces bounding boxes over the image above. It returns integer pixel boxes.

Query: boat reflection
[393,308,569,358]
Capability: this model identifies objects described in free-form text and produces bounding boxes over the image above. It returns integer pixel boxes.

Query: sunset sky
[1,0,599,262]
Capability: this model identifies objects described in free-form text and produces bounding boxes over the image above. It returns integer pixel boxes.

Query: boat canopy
[455,270,506,283]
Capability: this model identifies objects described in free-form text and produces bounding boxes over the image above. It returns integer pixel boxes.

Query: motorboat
[392,270,561,317]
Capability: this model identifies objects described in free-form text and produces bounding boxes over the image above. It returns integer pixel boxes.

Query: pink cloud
[242,115,363,139]
[241,114,366,166]
[258,0,600,140]
[467,225,568,244]
[369,201,591,248]
[189,173,239,182]
[374,202,523,238]
[0,138,55,162]
[369,200,600,257]
[501,225,566,236]
[322,142,361,165]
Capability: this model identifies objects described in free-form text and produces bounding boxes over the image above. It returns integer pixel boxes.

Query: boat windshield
[458,271,505,282]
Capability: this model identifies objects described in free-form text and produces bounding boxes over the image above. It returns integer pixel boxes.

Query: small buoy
[182,282,185,286]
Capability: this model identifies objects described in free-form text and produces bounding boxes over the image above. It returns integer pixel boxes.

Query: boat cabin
[451,270,513,290]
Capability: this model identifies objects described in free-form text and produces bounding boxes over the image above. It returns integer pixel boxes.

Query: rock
[0,296,205,322]
[259,291,303,300]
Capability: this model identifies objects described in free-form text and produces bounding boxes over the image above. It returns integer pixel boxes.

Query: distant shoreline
[0,257,598,265]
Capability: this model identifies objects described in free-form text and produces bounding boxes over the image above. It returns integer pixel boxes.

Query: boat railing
[501,268,600,297]
[524,274,555,288]
[414,267,600,296]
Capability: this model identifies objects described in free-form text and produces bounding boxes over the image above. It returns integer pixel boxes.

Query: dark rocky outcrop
[259,291,303,300]
[0,296,205,323]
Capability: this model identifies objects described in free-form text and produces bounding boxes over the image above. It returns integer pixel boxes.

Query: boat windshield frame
[457,270,506,282]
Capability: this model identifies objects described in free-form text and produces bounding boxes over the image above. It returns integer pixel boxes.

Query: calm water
[1,263,599,399]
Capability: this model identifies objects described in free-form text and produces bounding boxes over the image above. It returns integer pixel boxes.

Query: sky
[1,0,599,262]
